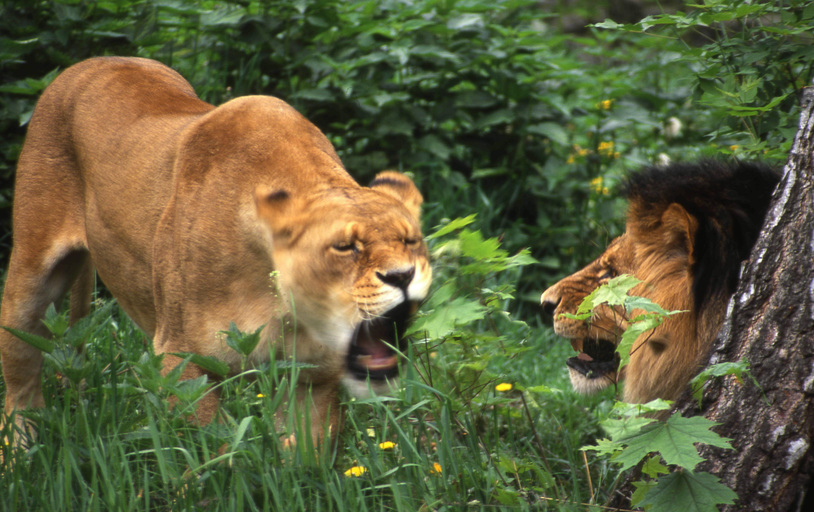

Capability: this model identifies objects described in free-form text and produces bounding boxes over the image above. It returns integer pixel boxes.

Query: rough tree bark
[610,85,814,511]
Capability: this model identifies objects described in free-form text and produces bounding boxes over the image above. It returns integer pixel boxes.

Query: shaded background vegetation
[3,0,809,319]
[0,0,812,510]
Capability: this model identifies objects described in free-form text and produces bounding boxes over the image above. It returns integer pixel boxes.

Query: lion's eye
[404,237,420,247]
[598,268,615,281]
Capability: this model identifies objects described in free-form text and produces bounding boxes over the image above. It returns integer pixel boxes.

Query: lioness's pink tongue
[356,335,397,370]
[577,352,594,362]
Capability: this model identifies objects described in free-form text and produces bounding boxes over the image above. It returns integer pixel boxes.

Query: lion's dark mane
[623,160,781,311]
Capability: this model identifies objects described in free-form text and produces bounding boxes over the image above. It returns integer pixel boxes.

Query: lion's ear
[659,203,698,262]
[254,187,299,241]
[370,171,423,220]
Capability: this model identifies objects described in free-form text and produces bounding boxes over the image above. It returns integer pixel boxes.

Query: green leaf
[576,275,641,315]
[221,322,264,357]
[171,352,230,378]
[591,19,623,30]
[41,303,69,337]
[641,455,670,478]
[527,122,569,146]
[426,215,477,240]
[612,414,732,472]
[1,326,55,353]
[635,470,738,512]
[617,314,665,369]
[407,296,486,339]
[690,359,754,406]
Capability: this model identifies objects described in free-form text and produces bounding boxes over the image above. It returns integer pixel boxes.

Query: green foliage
[591,0,814,162]
[690,359,757,407]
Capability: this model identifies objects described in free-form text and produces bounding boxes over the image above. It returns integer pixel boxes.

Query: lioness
[0,57,431,444]
[541,160,779,403]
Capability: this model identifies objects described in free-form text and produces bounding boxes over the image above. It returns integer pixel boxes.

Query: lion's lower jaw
[342,374,399,399]
[568,367,616,395]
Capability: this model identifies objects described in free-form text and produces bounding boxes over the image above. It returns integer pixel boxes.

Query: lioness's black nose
[377,268,415,289]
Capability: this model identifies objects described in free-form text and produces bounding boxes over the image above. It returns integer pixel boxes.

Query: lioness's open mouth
[566,338,620,379]
[347,301,412,381]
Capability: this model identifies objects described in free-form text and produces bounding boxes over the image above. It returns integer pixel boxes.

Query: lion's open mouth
[566,338,620,379]
[347,301,412,381]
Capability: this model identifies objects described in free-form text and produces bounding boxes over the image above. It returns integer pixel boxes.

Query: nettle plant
[406,214,537,406]
[567,275,742,512]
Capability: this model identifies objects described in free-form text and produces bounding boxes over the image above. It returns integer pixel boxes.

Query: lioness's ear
[659,202,698,262]
[370,171,423,220]
[254,187,297,240]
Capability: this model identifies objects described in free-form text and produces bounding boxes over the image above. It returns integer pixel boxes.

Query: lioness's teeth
[357,354,398,370]
[570,339,584,352]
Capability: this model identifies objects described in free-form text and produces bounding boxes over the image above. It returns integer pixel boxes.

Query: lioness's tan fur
[0,57,431,444]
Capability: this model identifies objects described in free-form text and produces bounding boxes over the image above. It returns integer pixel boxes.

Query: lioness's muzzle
[347,301,413,381]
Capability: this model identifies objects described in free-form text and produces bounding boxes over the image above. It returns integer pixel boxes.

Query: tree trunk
[609,85,814,511]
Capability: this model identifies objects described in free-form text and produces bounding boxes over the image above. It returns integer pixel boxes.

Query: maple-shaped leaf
[611,414,732,471]
[634,470,738,512]
[576,275,641,315]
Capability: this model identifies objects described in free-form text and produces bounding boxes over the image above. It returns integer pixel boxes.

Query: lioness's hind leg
[0,247,91,435]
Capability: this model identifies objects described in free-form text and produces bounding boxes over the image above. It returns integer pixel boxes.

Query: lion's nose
[377,267,415,290]
[540,289,561,317]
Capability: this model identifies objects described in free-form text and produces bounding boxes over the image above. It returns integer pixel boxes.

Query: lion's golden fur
[0,57,431,445]
[541,161,779,402]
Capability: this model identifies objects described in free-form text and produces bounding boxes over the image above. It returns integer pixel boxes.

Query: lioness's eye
[332,241,360,254]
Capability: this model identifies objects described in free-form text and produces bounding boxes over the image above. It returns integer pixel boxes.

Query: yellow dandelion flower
[598,99,612,110]
[379,441,397,451]
[577,147,590,157]
[366,428,376,438]
[495,382,513,392]
[730,145,739,151]
[256,393,265,398]
[597,141,614,154]
[344,466,368,477]
[590,176,606,194]
[566,155,575,164]
[431,462,443,474]
[613,152,621,159]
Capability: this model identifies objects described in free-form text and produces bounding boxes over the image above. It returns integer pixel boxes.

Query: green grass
[0,293,618,511]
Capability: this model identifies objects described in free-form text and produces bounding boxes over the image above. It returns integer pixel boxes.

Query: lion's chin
[564,337,619,393]
[345,301,413,395]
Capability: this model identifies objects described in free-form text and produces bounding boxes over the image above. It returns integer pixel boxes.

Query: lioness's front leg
[159,353,221,425]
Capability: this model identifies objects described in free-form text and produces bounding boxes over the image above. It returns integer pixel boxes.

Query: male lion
[541,160,779,403]
[0,57,431,445]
